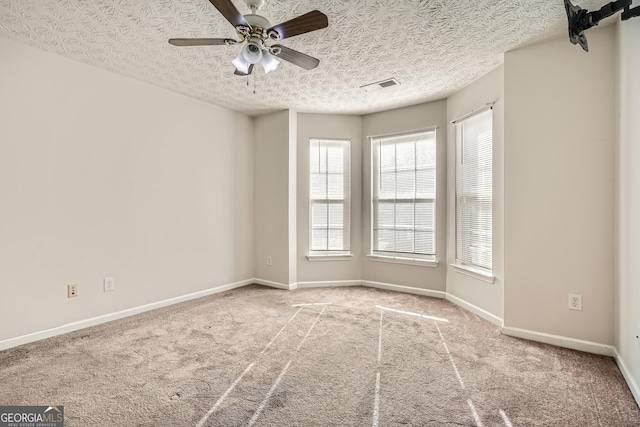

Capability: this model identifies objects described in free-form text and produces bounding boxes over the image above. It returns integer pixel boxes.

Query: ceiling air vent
[360,78,400,92]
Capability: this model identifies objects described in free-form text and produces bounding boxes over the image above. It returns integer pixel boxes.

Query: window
[371,130,436,262]
[309,139,351,254]
[455,108,493,272]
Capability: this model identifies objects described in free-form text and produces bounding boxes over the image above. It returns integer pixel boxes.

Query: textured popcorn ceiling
[0,0,609,115]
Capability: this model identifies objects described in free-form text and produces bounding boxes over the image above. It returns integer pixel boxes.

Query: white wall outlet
[67,284,78,298]
[266,256,273,266]
[104,277,115,292]
[568,293,582,311]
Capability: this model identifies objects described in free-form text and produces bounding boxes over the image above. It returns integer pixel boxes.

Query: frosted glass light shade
[261,51,280,74]
[242,40,263,64]
[232,52,250,74]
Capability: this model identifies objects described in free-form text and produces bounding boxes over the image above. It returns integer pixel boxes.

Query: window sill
[450,263,495,284]
[307,254,353,262]
[367,255,438,268]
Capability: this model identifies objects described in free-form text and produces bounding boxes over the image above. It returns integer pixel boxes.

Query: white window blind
[455,108,493,271]
[371,130,436,259]
[309,139,351,253]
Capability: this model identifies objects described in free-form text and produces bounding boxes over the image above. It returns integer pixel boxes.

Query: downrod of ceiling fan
[246,0,265,13]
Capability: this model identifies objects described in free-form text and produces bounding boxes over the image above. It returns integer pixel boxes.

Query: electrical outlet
[104,277,115,292]
[67,284,78,298]
[267,256,273,266]
[568,293,582,311]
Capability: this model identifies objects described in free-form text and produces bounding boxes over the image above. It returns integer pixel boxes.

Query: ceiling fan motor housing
[236,13,272,45]
[244,13,271,28]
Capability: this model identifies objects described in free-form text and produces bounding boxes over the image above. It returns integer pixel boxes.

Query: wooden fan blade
[268,10,328,40]
[168,38,236,46]
[272,45,319,70]
[234,64,255,76]
[209,0,249,28]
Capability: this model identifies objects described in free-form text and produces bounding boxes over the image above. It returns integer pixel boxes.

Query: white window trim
[454,106,493,274]
[309,138,351,254]
[370,128,438,259]
[450,263,495,284]
[307,253,353,262]
[367,254,438,268]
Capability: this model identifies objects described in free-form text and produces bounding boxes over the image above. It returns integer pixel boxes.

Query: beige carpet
[1,285,638,426]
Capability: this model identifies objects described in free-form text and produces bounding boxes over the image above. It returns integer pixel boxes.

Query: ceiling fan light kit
[241,37,264,64]
[261,50,280,73]
[232,52,250,74]
[232,45,279,74]
[168,0,328,76]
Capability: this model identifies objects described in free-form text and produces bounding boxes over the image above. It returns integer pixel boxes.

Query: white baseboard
[0,278,253,352]
[613,349,640,407]
[361,280,446,299]
[7,275,631,410]
[296,280,362,289]
[445,293,503,327]
[253,278,296,290]
[501,326,615,357]
[0,278,441,351]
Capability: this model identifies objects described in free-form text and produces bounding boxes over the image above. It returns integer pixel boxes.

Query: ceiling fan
[168,0,328,76]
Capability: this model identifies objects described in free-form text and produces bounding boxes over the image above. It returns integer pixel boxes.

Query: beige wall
[361,101,448,290]
[296,114,363,283]
[253,110,296,287]
[504,26,616,344]
[2,19,635,393]
[446,65,505,321]
[616,10,640,399]
[0,37,254,341]
[287,111,298,285]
